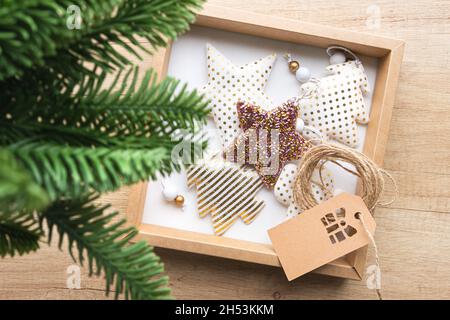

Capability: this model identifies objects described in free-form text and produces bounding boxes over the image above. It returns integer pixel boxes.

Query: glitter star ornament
[202,44,276,148]
[274,163,334,218]
[229,99,312,188]
[299,60,370,147]
[187,159,265,236]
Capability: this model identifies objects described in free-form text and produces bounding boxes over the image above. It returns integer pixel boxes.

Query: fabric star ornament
[274,163,334,218]
[299,60,370,147]
[228,99,312,188]
[201,44,276,148]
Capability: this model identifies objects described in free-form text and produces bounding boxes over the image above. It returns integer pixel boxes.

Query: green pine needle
[0,149,49,213]
[0,0,208,300]
[40,195,171,300]
[9,142,171,200]
[1,67,210,140]
[0,211,42,258]
[0,0,204,80]
[1,66,209,200]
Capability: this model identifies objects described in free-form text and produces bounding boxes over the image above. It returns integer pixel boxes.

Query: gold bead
[174,195,184,206]
[289,60,300,73]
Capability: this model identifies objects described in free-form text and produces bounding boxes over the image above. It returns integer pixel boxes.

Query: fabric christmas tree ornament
[187,159,265,236]
[201,44,276,148]
[299,60,370,147]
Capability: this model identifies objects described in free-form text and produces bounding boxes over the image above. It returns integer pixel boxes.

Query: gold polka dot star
[201,43,276,148]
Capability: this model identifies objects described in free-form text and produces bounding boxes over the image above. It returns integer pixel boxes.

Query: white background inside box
[142,26,378,245]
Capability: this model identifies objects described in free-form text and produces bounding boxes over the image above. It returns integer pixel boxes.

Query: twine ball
[293,143,393,212]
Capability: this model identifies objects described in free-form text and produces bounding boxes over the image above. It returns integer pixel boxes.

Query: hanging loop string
[283,52,322,101]
[326,45,361,62]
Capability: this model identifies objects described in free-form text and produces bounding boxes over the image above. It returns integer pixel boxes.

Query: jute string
[357,212,382,300]
[293,143,398,300]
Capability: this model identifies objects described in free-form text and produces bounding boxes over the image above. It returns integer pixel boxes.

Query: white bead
[296,118,305,133]
[329,52,346,65]
[295,67,311,83]
[162,184,178,201]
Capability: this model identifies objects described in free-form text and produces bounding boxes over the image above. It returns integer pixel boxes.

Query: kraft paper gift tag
[268,193,376,281]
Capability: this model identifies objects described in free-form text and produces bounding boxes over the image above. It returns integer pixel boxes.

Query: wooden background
[1,0,449,300]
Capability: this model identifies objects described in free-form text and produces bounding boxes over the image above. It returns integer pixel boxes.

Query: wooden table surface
[1,0,449,300]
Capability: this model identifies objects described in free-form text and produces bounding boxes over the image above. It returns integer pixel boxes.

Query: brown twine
[293,143,397,300]
[357,212,383,300]
[293,143,396,212]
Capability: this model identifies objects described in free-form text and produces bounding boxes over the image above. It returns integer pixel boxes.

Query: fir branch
[1,68,210,139]
[0,211,42,258]
[0,0,205,80]
[0,0,206,300]
[0,149,49,213]
[0,0,127,80]
[66,0,204,73]
[40,195,171,299]
[1,67,210,197]
[9,142,173,200]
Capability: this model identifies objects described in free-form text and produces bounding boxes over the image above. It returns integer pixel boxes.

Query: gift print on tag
[321,208,358,244]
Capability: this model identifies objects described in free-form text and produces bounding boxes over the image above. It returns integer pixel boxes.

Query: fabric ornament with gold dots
[298,60,370,148]
[201,43,276,148]
[274,163,334,218]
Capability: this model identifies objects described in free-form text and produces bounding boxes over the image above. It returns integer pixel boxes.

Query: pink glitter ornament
[227,99,312,188]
